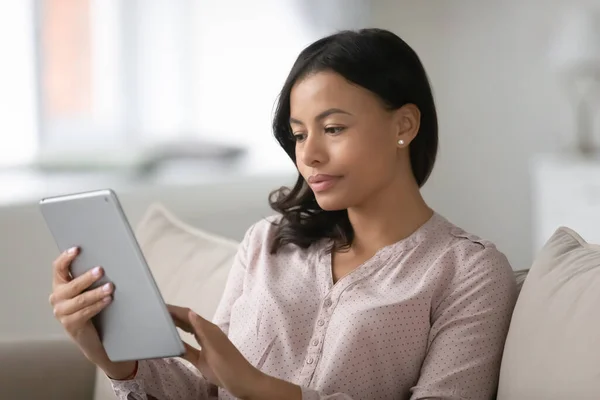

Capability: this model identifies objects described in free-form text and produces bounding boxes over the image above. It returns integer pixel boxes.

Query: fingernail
[92,267,102,277]
[102,283,112,293]
[67,247,77,255]
[102,296,112,303]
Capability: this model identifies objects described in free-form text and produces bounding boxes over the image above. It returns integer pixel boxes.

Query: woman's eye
[293,133,307,142]
[325,126,345,134]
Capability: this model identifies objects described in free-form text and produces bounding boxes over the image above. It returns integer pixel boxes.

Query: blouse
[111,212,517,399]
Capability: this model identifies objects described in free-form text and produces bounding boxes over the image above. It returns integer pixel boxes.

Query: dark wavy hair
[268,28,438,254]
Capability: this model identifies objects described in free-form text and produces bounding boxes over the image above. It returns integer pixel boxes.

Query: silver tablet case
[40,189,185,362]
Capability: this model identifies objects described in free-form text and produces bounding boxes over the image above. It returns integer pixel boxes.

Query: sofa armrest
[0,336,96,399]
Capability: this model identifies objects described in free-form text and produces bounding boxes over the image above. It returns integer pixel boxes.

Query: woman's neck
[345,176,433,256]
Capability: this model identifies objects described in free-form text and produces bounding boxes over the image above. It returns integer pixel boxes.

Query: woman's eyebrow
[290,108,353,125]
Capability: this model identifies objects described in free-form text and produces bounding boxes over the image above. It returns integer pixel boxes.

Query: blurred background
[2,0,600,336]
[3,1,600,397]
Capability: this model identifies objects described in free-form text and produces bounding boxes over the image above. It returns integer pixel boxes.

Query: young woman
[49,28,517,400]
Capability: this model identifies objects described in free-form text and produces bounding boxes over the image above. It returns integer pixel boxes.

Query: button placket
[305,316,324,367]
[303,295,334,372]
[304,288,341,369]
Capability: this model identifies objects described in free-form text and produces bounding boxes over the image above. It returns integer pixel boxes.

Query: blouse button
[312,339,319,346]
[317,319,325,326]
[323,298,332,307]
[307,357,314,365]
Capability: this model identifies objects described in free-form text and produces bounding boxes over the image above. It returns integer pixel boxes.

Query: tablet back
[40,189,185,362]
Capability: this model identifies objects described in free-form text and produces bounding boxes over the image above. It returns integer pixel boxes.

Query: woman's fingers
[167,304,195,334]
[59,297,112,335]
[179,341,222,387]
[168,305,215,365]
[181,342,201,365]
[188,311,209,340]
[54,282,113,317]
[52,247,79,288]
[169,306,227,388]
[50,266,104,305]
[168,305,214,346]
[189,311,221,343]
[50,262,112,333]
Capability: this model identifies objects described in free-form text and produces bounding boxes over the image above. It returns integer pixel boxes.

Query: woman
[49,28,517,399]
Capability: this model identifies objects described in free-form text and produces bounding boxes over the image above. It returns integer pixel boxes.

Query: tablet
[40,189,185,362]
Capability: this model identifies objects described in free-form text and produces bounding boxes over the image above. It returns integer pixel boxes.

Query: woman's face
[290,70,419,211]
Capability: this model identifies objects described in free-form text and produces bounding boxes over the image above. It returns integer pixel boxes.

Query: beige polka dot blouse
[111,212,517,399]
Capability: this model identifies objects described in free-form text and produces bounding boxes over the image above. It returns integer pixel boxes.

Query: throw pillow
[497,227,600,399]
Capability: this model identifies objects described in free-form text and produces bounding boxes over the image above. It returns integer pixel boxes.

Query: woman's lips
[308,174,342,192]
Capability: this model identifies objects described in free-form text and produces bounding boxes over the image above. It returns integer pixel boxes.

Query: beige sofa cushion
[94,203,239,400]
[133,203,238,326]
[497,227,600,400]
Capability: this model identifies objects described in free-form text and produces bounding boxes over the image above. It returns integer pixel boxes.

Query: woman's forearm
[246,373,302,400]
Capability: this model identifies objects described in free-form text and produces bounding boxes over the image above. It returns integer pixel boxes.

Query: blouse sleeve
[410,243,517,400]
[211,223,256,335]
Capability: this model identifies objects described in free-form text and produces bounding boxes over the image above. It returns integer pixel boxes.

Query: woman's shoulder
[238,214,289,256]
[429,214,518,316]
[433,213,514,280]
[243,214,282,243]
[238,214,320,273]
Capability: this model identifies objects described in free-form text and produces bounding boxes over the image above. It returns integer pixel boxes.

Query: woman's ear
[394,104,421,147]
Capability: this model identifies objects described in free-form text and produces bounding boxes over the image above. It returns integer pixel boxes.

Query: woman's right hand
[49,247,136,379]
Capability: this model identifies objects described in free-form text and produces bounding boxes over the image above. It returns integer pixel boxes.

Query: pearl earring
[398,139,404,145]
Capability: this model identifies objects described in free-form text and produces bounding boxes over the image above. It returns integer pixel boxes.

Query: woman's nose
[299,133,328,167]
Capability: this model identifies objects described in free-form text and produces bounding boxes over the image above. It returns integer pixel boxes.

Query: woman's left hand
[167,305,268,399]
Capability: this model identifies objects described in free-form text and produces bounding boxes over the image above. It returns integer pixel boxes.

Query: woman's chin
[314,194,350,211]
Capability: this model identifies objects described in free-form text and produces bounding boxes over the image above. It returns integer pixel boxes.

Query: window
[37,0,196,165]
[0,1,38,167]
[0,0,370,172]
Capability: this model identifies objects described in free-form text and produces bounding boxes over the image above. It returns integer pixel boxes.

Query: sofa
[2,175,599,399]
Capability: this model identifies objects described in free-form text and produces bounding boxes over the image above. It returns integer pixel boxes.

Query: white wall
[371,0,595,269]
